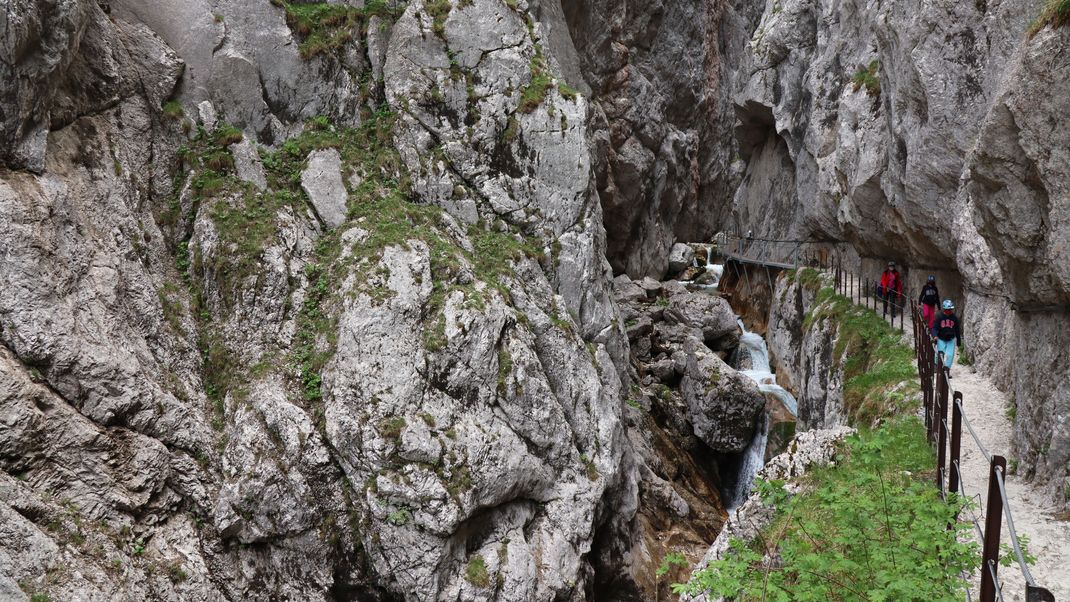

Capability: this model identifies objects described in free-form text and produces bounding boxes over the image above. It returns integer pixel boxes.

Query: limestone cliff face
[727,0,1069,507]
[561,0,763,278]
[0,0,642,599]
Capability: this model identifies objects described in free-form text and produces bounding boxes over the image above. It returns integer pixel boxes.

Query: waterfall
[726,413,769,511]
[727,321,799,510]
[738,325,799,416]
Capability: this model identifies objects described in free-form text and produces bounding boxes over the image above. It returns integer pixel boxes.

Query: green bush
[851,59,881,97]
[675,418,979,601]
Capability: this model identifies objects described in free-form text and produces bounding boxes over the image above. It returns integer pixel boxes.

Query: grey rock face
[0,0,90,171]
[561,0,763,277]
[953,24,1070,506]
[768,273,846,430]
[728,0,1039,263]
[680,341,765,453]
[0,0,643,600]
[668,242,695,276]
[301,149,349,228]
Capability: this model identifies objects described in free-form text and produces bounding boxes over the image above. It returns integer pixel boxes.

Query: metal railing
[833,258,910,333]
[913,301,1056,602]
[722,234,837,271]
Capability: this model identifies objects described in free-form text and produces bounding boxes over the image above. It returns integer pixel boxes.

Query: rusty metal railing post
[936,365,949,493]
[950,392,963,501]
[980,455,1007,602]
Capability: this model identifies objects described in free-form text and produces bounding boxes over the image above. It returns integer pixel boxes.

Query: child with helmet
[931,299,963,373]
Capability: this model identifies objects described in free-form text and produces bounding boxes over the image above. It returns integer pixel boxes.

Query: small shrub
[465,554,490,587]
[30,594,51,602]
[580,454,598,481]
[386,508,412,526]
[213,13,224,23]
[851,59,881,97]
[167,562,189,583]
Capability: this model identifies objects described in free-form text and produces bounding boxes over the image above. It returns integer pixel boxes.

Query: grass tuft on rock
[272,0,399,59]
[1029,0,1070,36]
[518,46,553,113]
[850,59,881,97]
[465,554,490,587]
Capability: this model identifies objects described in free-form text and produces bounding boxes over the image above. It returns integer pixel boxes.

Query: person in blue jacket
[931,299,963,373]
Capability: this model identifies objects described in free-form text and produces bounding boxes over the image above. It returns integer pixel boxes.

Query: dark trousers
[881,288,900,316]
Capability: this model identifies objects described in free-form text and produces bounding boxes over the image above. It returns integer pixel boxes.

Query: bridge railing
[722,235,837,270]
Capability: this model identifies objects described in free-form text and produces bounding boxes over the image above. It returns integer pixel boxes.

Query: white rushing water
[727,320,799,510]
[685,249,724,290]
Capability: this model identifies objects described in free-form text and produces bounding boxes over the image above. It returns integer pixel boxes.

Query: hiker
[931,299,963,373]
[879,261,903,317]
[918,275,940,328]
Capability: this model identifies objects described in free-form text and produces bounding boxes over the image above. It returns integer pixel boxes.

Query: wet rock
[680,266,707,281]
[680,341,766,453]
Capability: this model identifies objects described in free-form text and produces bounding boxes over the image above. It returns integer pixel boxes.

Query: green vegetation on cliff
[803,281,919,425]
[1029,0,1070,36]
[851,59,881,97]
[676,419,979,601]
[272,0,398,58]
[677,272,968,601]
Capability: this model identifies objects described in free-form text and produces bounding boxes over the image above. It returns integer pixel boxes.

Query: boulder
[300,149,348,229]
[680,342,766,452]
[663,292,740,350]
[668,242,694,276]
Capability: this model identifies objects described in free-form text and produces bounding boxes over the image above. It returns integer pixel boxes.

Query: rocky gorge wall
[2,0,1069,600]
[0,1,647,600]
[723,0,1070,507]
[0,1,784,600]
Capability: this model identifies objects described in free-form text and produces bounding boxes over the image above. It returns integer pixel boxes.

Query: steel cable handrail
[956,398,994,464]
[993,467,1037,587]
[823,271,1054,601]
[987,561,1006,602]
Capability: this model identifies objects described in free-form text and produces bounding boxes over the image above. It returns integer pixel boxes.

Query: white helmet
[942,299,954,310]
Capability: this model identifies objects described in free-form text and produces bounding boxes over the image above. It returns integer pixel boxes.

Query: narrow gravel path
[950,364,1070,600]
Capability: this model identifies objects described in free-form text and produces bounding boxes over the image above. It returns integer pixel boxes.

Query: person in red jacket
[879,261,903,317]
